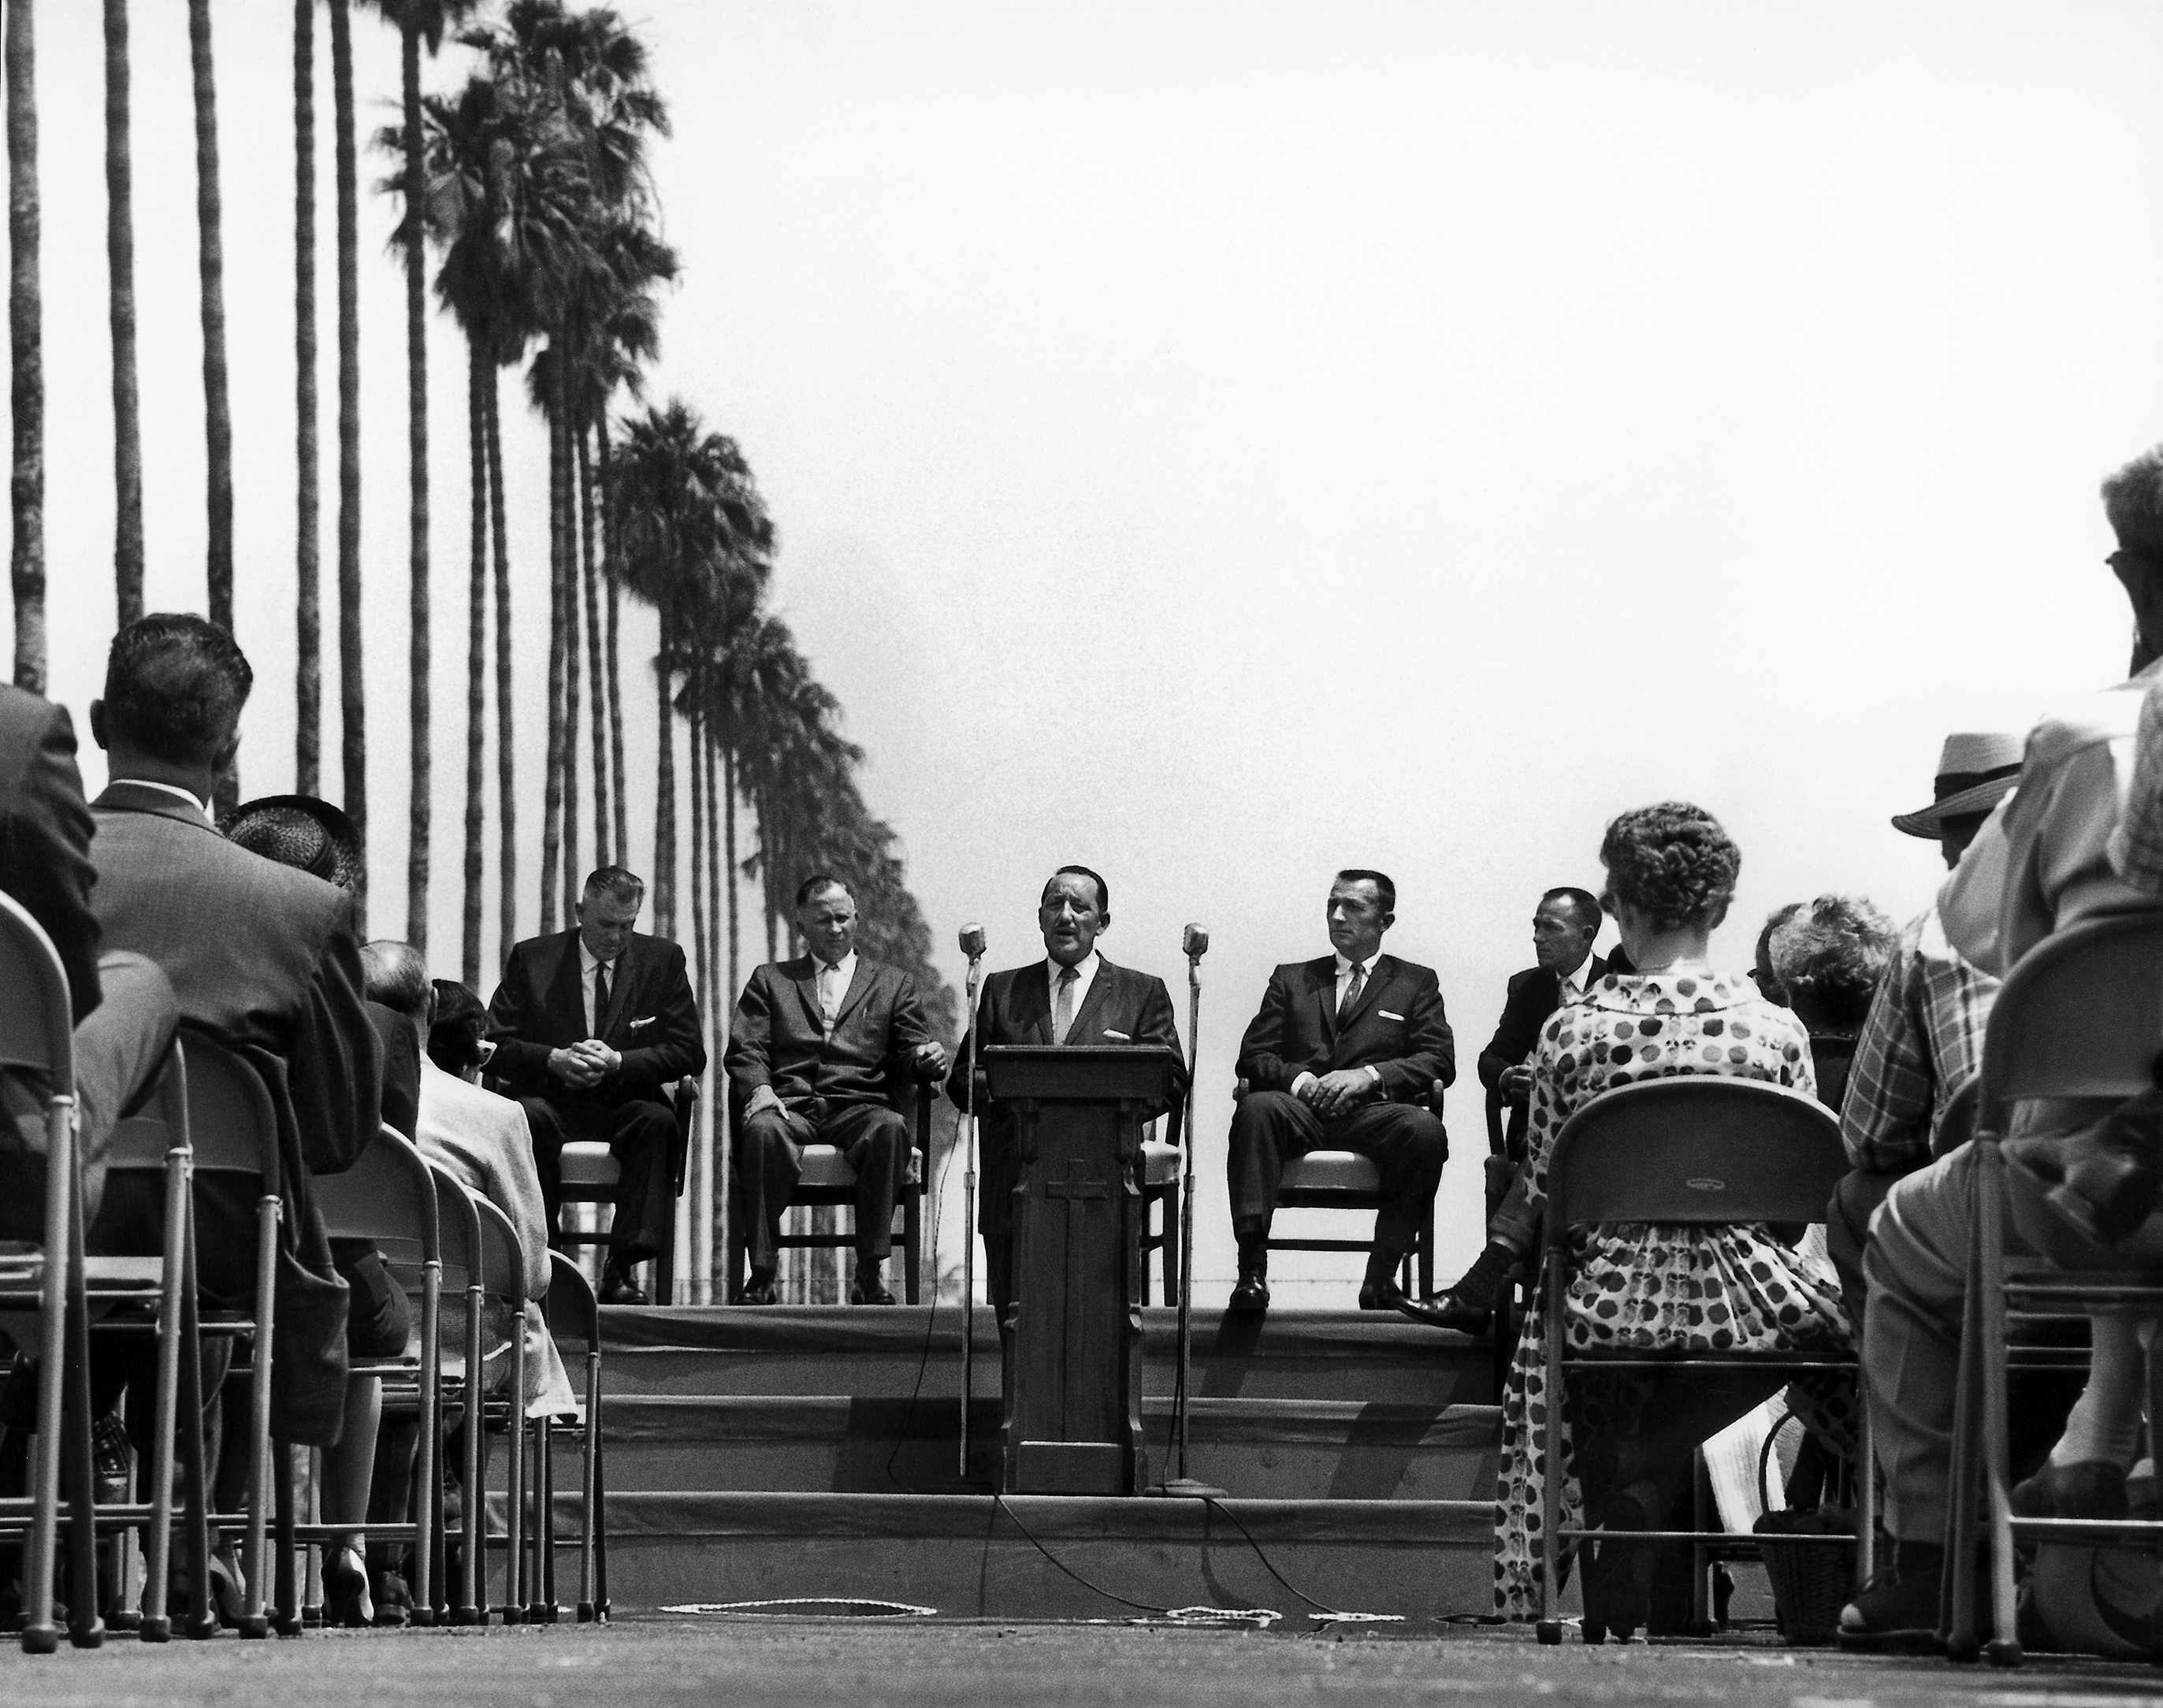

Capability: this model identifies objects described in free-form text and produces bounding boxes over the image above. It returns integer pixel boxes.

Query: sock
[1235,1228,1268,1273]
[1448,1241,1516,1310]
[2050,1313,2146,1468]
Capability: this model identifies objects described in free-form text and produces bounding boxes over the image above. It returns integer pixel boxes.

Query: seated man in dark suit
[1227,868,1453,1314]
[725,874,947,1305]
[945,865,1187,1318]
[488,865,703,1305]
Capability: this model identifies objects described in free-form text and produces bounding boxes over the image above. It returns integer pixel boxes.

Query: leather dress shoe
[1396,1289,1491,1335]
[2011,1457,2128,1520]
[1358,1277,1409,1312]
[849,1276,896,1305]
[1227,1272,1269,1314]
[736,1272,779,1305]
[599,1271,649,1306]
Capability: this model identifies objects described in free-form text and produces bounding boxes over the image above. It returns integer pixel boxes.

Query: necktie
[1054,965,1080,1043]
[1337,962,1365,1023]
[818,962,842,1032]
[592,960,611,1033]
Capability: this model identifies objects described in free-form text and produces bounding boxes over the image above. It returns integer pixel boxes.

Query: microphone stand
[957,951,983,1482]
[1154,938,1225,1499]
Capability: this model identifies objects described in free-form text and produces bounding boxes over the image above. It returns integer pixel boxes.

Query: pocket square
[1379,1009,1404,1022]
[1102,1029,1131,1041]
[630,1016,656,1030]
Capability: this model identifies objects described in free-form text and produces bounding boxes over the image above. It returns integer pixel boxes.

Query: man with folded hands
[725,874,947,1305]
[1226,868,1453,1315]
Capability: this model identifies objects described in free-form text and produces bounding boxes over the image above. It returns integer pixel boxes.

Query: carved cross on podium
[1045,1158,1109,1414]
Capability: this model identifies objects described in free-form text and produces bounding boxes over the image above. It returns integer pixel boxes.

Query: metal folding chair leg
[504,1337,526,1623]
[61,1156,105,1650]
[19,1097,73,1655]
[1973,1145,2022,1668]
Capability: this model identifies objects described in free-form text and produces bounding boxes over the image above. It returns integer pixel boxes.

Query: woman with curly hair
[1492,803,1853,1639]
[1767,894,1899,1110]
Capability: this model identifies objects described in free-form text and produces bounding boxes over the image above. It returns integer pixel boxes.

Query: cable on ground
[663,1598,938,1620]
[1199,1495,1403,1628]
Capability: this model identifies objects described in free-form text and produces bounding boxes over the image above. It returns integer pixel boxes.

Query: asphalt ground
[0,1617,2159,1708]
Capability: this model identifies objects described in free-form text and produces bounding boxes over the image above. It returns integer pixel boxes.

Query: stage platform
[524,1304,1530,1622]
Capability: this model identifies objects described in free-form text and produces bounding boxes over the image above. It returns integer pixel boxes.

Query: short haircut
[360,939,431,1020]
[1599,803,1739,933]
[2103,444,2163,556]
[1769,894,1899,1030]
[102,614,254,768]
[1334,868,1396,915]
[1540,886,1604,930]
[582,866,645,909]
[1753,901,1805,1004]
[427,978,490,1075]
[1043,865,1109,913]
[794,873,853,909]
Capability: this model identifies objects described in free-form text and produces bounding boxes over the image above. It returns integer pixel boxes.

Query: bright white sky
[15,2,2163,1298]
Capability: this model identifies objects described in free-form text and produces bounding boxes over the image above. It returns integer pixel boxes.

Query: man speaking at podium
[1226,869,1453,1314]
[488,866,703,1305]
[946,866,1187,1317]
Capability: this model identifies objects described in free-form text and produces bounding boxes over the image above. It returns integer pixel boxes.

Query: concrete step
[582,1305,1496,1409]
[560,1395,1500,1500]
[496,1490,1514,1624]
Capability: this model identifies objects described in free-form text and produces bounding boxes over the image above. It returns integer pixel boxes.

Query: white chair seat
[795,1142,924,1190]
[558,1140,620,1189]
[1281,1149,1381,1193]
[1142,1140,1180,1187]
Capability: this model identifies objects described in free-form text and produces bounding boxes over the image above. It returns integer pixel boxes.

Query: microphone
[959,923,987,960]
[1183,923,1209,960]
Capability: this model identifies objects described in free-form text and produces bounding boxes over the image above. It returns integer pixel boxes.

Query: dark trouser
[520,1094,676,1265]
[735,1100,907,1272]
[1226,1090,1448,1253]
[979,1121,1022,1320]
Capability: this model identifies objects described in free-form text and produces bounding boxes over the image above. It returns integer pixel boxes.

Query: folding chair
[1945,908,2163,1666]
[540,1251,604,1621]
[723,1071,936,1302]
[556,1079,696,1304]
[292,1124,442,1627]
[1138,1105,1181,1305]
[1531,1076,1864,1645]
[466,1190,533,1623]
[1236,1078,1444,1299]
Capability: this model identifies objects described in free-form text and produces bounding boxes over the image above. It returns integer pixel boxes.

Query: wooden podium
[982,1044,1176,1496]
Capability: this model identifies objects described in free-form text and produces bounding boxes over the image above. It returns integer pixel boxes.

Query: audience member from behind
[1841,447,2163,1650]
[1492,804,1848,1639]
[0,681,177,1236]
[87,614,380,1456]
[426,979,496,1082]
[1767,896,1898,1112]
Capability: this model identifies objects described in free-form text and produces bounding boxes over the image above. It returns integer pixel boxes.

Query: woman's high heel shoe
[322,1547,375,1628]
[1581,1479,1658,1643]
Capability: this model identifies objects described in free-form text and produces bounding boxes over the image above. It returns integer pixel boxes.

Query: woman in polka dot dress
[1492,803,1853,1633]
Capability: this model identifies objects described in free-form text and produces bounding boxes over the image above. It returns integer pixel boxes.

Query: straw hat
[221,794,365,890]
[1890,733,2024,838]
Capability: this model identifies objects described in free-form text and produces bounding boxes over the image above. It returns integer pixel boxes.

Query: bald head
[362,940,433,1025]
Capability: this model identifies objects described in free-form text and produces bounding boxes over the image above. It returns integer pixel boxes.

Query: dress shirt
[1291,952,1384,1098]
[814,950,858,1033]
[1045,951,1101,1042]
[578,939,618,1036]
[2110,669,2163,895]
[1557,953,1597,1005]
[1838,905,1999,1175]
[118,776,214,825]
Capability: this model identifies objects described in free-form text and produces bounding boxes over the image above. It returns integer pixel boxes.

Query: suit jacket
[724,954,935,1113]
[945,955,1188,1133]
[91,782,381,1178]
[0,686,103,1020]
[486,926,704,1110]
[1235,952,1455,1102]
[1477,957,1609,1093]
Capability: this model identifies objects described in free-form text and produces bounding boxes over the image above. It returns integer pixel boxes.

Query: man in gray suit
[87,614,380,1444]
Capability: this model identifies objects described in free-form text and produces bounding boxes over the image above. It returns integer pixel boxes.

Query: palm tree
[188,0,234,796]
[6,0,40,695]
[104,0,142,631]
[368,1,478,957]
[330,0,365,920]
[294,0,320,795]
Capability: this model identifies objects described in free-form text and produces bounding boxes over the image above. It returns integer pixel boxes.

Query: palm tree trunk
[598,419,629,867]
[578,425,609,867]
[652,606,675,940]
[103,0,141,631]
[686,685,710,1301]
[485,371,515,969]
[723,744,740,1017]
[400,19,429,952]
[188,0,234,812]
[539,385,566,938]
[559,409,582,926]
[292,0,318,795]
[461,339,487,990]
[758,785,779,965]
[706,724,727,1304]
[329,0,363,925]
[6,0,40,696]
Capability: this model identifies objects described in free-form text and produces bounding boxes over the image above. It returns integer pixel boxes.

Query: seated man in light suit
[944,866,1187,1319]
[724,874,947,1306]
[1227,868,1454,1315]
